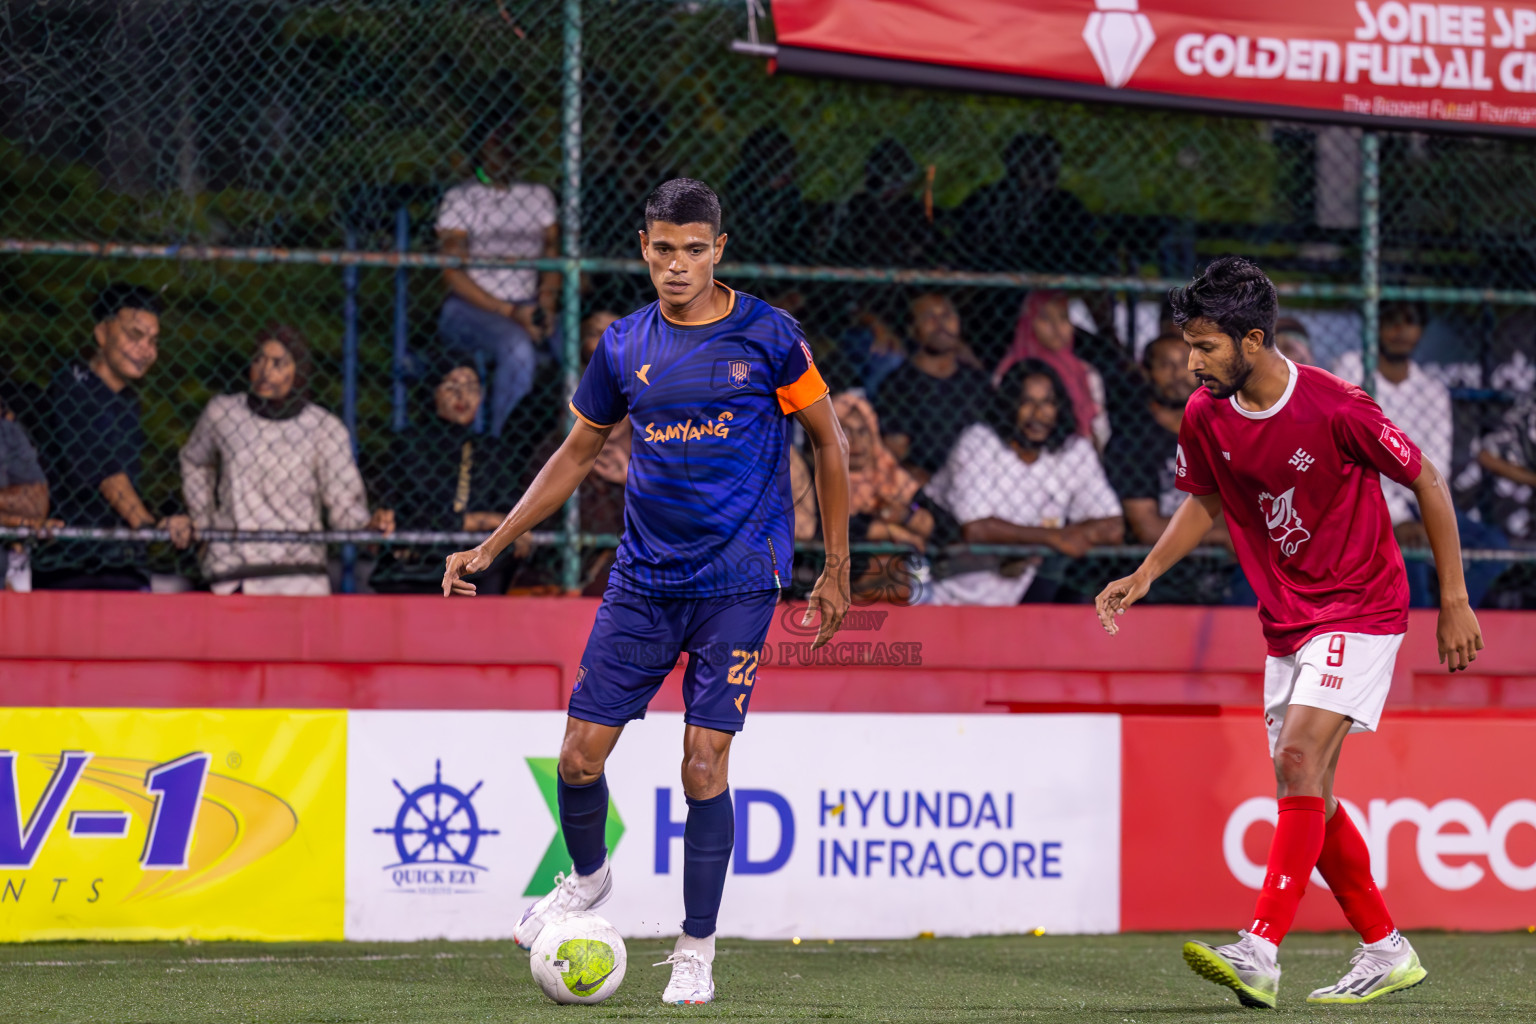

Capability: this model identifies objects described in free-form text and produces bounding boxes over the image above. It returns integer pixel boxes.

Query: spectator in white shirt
[921,359,1123,605]
[1274,316,1315,367]
[1332,302,1453,547]
[437,117,560,436]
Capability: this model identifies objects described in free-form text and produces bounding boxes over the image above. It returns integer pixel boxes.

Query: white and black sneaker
[1308,931,1427,1004]
[1183,931,1281,1009]
[512,859,612,950]
[656,934,716,1005]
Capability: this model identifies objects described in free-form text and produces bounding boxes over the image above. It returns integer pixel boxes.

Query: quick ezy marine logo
[373,760,499,894]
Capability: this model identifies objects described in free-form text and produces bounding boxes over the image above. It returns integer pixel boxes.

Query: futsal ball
[529,911,627,1004]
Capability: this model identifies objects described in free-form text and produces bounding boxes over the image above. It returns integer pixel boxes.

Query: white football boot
[512,859,612,950]
[1307,931,1427,1004]
[656,933,716,1005]
[1183,931,1281,1009]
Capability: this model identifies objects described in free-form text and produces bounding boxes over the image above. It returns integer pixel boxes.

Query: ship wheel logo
[374,760,500,868]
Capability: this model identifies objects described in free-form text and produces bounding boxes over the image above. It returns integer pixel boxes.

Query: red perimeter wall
[0,593,1531,713]
[5,594,1535,932]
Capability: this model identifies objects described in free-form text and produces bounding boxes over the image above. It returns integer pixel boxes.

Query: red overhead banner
[772,1,1536,133]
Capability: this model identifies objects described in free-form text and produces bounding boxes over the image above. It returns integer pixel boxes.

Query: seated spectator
[724,127,810,265]
[875,293,989,483]
[949,131,1107,274]
[507,311,631,596]
[1453,396,1529,607]
[993,290,1110,448]
[922,359,1122,605]
[1332,302,1456,605]
[371,358,526,594]
[838,393,947,601]
[1274,316,1315,366]
[0,397,50,530]
[180,324,392,595]
[828,138,937,269]
[1102,332,1231,602]
[35,284,192,591]
[0,356,43,435]
[1,396,55,593]
[1466,395,1536,535]
[437,115,560,437]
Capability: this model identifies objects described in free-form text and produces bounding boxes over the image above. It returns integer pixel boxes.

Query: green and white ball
[529,911,627,1004]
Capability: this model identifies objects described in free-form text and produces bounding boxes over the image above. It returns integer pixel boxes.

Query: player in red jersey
[1095,257,1484,1009]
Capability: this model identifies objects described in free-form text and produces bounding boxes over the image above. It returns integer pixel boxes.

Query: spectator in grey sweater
[180,324,392,594]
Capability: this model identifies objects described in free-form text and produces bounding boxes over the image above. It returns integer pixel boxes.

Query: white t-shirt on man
[436,182,557,304]
[922,423,1122,605]
[1331,352,1451,525]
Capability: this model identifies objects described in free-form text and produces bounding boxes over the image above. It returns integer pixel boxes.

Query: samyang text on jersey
[569,285,827,597]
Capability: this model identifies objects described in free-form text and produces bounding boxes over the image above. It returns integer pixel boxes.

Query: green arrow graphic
[523,757,625,897]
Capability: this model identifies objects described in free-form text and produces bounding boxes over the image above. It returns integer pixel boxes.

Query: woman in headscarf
[180,323,393,595]
[370,355,528,594]
[993,290,1111,449]
[828,392,950,601]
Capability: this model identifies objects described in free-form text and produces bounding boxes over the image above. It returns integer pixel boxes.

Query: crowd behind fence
[2,0,1535,607]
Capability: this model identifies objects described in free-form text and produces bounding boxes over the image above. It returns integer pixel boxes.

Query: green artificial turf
[2,932,1532,1022]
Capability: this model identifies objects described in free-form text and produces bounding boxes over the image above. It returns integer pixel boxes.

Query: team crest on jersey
[1379,424,1412,466]
[729,360,751,388]
[1259,486,1312,557]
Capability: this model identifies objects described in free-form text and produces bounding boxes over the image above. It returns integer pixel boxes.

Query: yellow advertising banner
[0,708,346,941]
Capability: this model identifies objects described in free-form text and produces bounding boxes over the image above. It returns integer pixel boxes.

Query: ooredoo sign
[1122,716,1536,931]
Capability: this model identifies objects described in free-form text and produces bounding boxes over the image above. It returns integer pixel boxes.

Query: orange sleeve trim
[568,401,618,430]
[776,363,830,415]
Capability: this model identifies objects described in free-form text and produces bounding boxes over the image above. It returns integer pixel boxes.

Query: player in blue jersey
[442,178,851,1005]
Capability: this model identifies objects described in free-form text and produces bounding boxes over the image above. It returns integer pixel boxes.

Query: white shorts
[1263,631,1404,756]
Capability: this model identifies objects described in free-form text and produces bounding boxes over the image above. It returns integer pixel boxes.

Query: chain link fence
[2,0,1534,606]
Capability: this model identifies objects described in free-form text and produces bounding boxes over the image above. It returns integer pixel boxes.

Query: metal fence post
[393,205,410,432]
[559,0,584,593]
[1360,130,1381,399]
[341,225,361,593]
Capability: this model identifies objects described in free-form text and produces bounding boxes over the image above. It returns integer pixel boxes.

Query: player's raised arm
[441,417,613,595]
[794,394,851,648]
[1095,491,1221,634]
[1409,454,1484,671]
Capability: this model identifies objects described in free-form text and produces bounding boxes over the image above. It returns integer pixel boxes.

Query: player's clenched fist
[1094,572,1150,636]
[1436,596,1484,672]
[804,562,851,650]
[442,546,492,597]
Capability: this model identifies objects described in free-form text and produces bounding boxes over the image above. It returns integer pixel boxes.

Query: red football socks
[1315,803,1396,944]
[1248,795,1327,945]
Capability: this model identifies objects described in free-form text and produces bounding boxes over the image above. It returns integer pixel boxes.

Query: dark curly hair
[1168,255,1277,349]
[992,358,1077,453]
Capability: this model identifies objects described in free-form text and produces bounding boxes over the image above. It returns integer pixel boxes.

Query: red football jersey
[1176,359,1423,656]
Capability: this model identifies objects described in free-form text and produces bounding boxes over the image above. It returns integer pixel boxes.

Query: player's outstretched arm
[1094,491,1221,635]
[441,418,613,596]
[794,395,851,649]
[1410,455,1484,671]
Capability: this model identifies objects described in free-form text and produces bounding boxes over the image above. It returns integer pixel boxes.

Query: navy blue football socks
[682,788,734,938]
[557,773,609,877]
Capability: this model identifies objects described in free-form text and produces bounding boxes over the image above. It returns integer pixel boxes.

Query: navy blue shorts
[568,585,778,734]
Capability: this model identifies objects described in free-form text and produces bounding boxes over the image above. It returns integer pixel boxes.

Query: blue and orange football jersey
[569,285,828,597]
